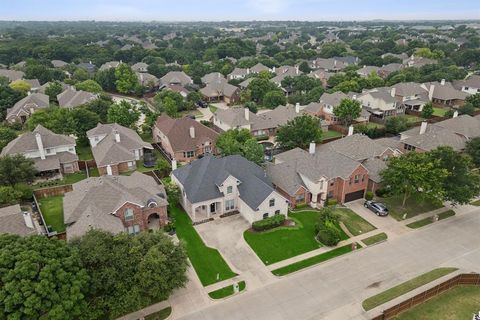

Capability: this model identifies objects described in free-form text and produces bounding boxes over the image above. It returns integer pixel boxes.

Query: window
[295,193,305,201]
[204,146,211,153]
[225,199,235,211]
[184,151,194,158]
[127,224,140,235]
[328,190,333,198]
[124,208,134,221]
[262,213,269,219]
[275,210,280,215]
[404,144,416,151]
[227,186,233,194]
[354,175,360,183]
[269,198,275,207]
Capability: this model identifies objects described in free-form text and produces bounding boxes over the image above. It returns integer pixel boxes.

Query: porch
[191,200,224,223]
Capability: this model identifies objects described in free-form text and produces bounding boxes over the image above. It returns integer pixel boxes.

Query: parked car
[364,200,389,216]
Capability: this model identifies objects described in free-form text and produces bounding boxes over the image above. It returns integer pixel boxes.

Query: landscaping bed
[145,307,172,320]
[362,232,387,246]
[395,285,480,320]
[271,244,356,276]
[169,206,237,286]
[38,195,65,232]
[406,210,456,229]
[208,281,246,299]
[34,171,88,189]
[362,267,458,311]
[377,195,443,221]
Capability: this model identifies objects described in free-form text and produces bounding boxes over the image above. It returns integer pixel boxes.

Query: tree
[107,101,140,129]
[75,79,103,93]
[263,90,286,109]
[0,127,17,151]
[0,186,22,205]
[94,68,117,92]
[216,129,264,165]
[71,230,188,319]
[84,94,113,123]
[333,98,362,126]
[45,81,64,101]
[115,63,138,94]
[0,84,25,120]
[430,146,480,205]
[0,154,36,186]
[163,96,178,118]
[458,102,476,116]
[385,116,409,135]
[332,80,360,93]
[298,61,311,73]
[244,101,258,114]
[276,115,322,150]
[9,79,31,93]
[164,180,180,205]
[154,90,184,113]
[465,93,480,108]
[0,234,89,320]
[421,102,434,118]
[73,68,89,82]
[465,137,480,167]
[380,152,448,207]
[247,78,281,103]
[71,108,101,144]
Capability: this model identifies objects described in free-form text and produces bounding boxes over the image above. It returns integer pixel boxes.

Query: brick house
[421,80,469,109]
[153,115,219,163]
[63,172,168,240]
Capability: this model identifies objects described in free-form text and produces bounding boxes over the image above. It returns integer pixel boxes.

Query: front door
[210,203,216,214]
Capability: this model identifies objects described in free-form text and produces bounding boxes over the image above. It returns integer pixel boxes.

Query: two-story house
[1,125,79,176]
[87,123,153,176]
[171,155,289,224]
[356,87,404,120]
[6,92,49,124]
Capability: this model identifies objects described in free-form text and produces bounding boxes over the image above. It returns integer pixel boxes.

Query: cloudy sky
[0,0,478,21]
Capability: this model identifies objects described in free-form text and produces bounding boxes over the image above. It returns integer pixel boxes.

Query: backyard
[76,145,94,161]
[432,107,449,117]
[377,195,443,221]
[321,130,343,141]
[244,209,372,265]
[34,171,88,189]
[169,206,237,286]
[38,195,65,232]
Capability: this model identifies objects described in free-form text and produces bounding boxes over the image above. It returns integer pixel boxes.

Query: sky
[0,0,479,21]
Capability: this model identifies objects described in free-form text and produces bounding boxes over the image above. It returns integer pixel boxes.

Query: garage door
[344,190,365,203]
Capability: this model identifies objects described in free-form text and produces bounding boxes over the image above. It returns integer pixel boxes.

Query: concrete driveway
[345,200,410,239]
[195,215,275,289]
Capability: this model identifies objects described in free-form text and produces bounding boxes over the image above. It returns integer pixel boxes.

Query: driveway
[345,200,410,239]
[195,215,275,290]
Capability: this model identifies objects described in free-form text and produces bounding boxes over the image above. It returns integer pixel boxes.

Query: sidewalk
[117,300,170,320]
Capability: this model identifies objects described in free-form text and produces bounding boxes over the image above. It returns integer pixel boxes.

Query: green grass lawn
[38,196,65,232]
[34,171,88,189]
[402,114,424,124]
[209,105,218,113]
[321,130,343,141]
[359,122,385,129]
[76,145,94,161]
[406,210,456,229]
[362,267,458,311]
[145,307,172,320]
[208,281,246,299]
[139,132,153,143]
[378,195,443,221]
[244,211,349,265]
[362,232,388,246]
[432,107,449,117]
[169,206,237,286]
[335,208,376,236]
[394,285,480,320]
[88,167,100,177]
[272,244,355,276]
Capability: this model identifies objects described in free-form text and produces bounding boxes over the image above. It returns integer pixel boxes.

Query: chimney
[244,108,250,121]
[348,125,354,136]
[390,87,396,97]
[23,212,34,229]
[120,59,123,64]
[334,60,337,67]
[189,126,195,138]
[453,110,459,118]
[309,142,316,154]
[428,84,435,101]
[171,159,177,171]
[114,130,120,143]
[440,79,446,85]
[295,103,300,113]
[35,133,46,160]
[246,68,250,75]
[295,65,299,74]
[272,66,276,73]
[89,60,92,64]
[419,121,428,134]
[352,94,357,100]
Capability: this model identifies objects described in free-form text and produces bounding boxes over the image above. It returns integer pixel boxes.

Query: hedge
[252,214,285,231]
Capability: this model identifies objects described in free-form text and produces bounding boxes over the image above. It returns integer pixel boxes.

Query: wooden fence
[33,184,73,199]
[372,273,480,320]
[78,159,97,171]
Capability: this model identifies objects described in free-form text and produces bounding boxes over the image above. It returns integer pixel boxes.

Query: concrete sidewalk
[117,300,170,320]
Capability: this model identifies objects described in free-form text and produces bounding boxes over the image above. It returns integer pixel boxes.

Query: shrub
[326,198,338,206]
[252,214,285,231]
[365,191,374,200]
[375,188,390,197]
[316,223,341,246]
[295,203,308,209]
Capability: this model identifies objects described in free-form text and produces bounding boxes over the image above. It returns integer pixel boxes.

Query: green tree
[465,93,480,108]
[75,79,103,93]
[164,180,180,205]
[216,129,264,165]
[84,94,113,123]
[380,152,448,207]
[9,79,31,93]
[421,102,434,118]
[276,115,323,150]
[247,78,281,103]
[333,98,362,126]
[73,68,89,82]
[0,186,22,205]
[244,101,258,113]
[0,234,89,320]
[263,90,286,109]
[465,137,480,167]
[45,81,64,101]
[71,108,101,144]
[333,80,360,93]
[115,63,138,94]
[457,102,476,116]
[385,116,409,135]
[298,61,311,73]
[0,154,36,186]
[0,84,25,120]
[430,146,480,205]
[163,96,178,118]
[107,101,140,129]
[94,68,117,92]
[0,127,18,151]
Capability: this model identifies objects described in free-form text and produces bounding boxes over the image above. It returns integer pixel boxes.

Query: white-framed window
[227,186,233,194]
[127,224,140,234]
[269,198,275,207]
[184,151,194,158]
[124,208,134,221]
[204,145,211,153]
[225,199,235,211]
[354,175,360,183]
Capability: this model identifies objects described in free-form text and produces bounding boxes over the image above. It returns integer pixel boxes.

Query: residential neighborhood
[1,4,480,320]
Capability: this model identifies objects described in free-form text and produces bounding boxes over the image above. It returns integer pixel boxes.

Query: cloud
[246,0,293,15]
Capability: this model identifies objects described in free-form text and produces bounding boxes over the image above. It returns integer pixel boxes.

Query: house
[357,66,380,78]
[99,61,121,71]
[201,72,225,84]
[227,67,249,80]
[164,84,190,98]
[315,92,349,123]
[250,63,270,74]
[63,172,168,240]
[51,60,68,68]
[356,87,403,120]
[307,69,334,87]
[132,62,149,73]
[310,58,346,73]
[0,69,24,82]
[1,125,79,176]
[333,56,360,66]
[199,78,240,105]
[6,93,49,123]
[37,81,68,94]
[391,82,429,111]
[87,123,153,176]
[421,80,469,108]
[453,75,480,95]
[136,72,159,89]
[377,63,403,79]
[171,155,289,224]
[270,65,302,87]
[24,79,41,91]
[239,77,254,89]
[399,114,480,152]
[153,115,218,162]
[57,87,98,108]
[160,71,193,87]
[0,204,37,236]
[77,62,97,75]
[403,55,437,68]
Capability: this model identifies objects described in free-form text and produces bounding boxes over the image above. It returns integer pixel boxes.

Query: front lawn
[362,267,458,311]
[243,211,348,265]
[271,244,355,276]
[378,195,443,221]
[406,210,456,229]
[395,285,480,320]
[335,208,376,236]
[38,196,65,232]
[362,232,388,246]
[169,206,237,286]
[208,281,246,299]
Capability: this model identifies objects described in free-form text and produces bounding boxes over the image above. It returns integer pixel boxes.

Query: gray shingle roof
[6,93,49,121]
[251,105,305,131]
[201,72,225,84]
[422,81,469,101]
[317,134,389,161]
[0,69,24,82]
[160,71,192,86]
[400,124,467,151]
[0,205,37,236]
[57,87,98,108]
[173,155,275,210]
[200,78,239,98]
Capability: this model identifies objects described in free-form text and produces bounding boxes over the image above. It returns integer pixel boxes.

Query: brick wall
[114,202,168,232]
